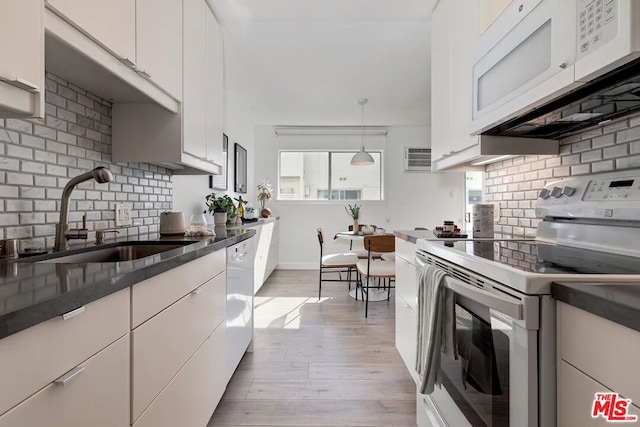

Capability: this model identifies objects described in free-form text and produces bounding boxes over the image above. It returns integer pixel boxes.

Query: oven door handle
[443,276,523,320]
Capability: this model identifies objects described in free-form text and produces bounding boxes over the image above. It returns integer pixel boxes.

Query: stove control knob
[550,187,563,198]
[562,186,576,197]
[539,188,551,199]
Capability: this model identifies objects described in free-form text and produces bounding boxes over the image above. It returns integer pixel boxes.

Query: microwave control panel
[577,0,618,59]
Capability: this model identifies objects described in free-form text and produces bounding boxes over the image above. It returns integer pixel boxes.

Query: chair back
[363,235,395,254]
[317,228,324,245]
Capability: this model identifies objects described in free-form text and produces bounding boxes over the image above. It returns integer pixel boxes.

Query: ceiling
[208,0,438,127]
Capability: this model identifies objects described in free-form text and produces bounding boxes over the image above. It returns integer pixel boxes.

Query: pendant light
[351,98,375,166]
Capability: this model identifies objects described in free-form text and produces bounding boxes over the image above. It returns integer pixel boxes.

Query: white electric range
[414,170,640,427]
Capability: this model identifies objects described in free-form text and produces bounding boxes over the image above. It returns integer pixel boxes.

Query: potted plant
[257,180,274,218]
[205,193,235,225]
[345,203,361,232]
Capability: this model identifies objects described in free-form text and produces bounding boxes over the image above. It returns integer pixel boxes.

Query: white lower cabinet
[557,301,640,425]
[0,334,130,427]
[253,219,279,293]
[394,237,419,381]
[131,271,226,422]
[132,326,226,427]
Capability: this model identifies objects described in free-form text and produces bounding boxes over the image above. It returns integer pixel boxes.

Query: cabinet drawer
[132,249,225,328]
[559,360,640,427]
[559,302,640,405]
[395,238,416,265]
[396,255,418,312]
[133,325,226,427]
[132,271,226,422]
[395,298,418,382]
[0,334,129,427]
[0,288,129,416]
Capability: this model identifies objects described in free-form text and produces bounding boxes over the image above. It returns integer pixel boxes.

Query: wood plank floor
[208,270,417,427]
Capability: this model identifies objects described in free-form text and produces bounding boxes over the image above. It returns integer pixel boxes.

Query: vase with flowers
[257,180,274,218]
[345,203,361,233]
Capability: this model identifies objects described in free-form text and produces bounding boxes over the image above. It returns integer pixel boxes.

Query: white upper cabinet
[136,0,183,100]
[0,0,44,117]
[205,6,224,165]
[46,0,136,64]
[183,0,208,160]
[479,0,513,34]
[430,0,480,169]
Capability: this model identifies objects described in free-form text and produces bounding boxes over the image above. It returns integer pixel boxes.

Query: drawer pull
[54,366,85,386]
[191,287,203,296]
[62,306,86,320]
[0,77,39,92]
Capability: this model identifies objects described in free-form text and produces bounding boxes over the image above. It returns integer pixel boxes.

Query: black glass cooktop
[436,239,640,275]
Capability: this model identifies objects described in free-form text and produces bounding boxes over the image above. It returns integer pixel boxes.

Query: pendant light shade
[351,98,375,166]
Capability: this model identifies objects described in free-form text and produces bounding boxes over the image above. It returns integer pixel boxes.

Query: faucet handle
[95,229,120,244]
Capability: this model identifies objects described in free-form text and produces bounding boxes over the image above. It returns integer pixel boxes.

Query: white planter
[214,212,227,225]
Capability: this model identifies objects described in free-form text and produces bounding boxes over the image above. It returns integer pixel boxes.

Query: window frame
[277,149,384,202]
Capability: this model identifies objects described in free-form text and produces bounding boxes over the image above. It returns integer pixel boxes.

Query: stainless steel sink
[18,241,199,263]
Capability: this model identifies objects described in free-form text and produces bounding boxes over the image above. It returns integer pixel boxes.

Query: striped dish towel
[415,264,457,395]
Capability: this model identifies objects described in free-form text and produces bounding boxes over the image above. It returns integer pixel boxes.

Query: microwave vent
[404,147,431,172]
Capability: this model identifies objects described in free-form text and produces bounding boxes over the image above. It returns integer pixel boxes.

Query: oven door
[415,257,538,427]
[471,0,578,134]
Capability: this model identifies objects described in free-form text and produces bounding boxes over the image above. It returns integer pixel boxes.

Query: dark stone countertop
[0,229,255,340]
[552,282,640,333]
[394,230,434,244]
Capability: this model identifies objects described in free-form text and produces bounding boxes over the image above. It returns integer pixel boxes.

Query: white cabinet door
[46,0,136,62]
[136,0,183,100]
[395,298,418,382]
[430,0,479,166]
[182,0,207,160]
[429,0,452,164]
[0,0,44,117]
[205,6,224,165]
[0,335,130,427]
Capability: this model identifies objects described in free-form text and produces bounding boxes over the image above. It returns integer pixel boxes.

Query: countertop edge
[552,282,640,334]
[394,230,432,243]
[0,231,255,340]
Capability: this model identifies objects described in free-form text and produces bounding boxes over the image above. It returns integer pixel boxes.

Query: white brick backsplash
[21,134,46,149]
[7,145,33,160]
[486,113,640,236]
[7,173,33,186]
[0,73,172,246]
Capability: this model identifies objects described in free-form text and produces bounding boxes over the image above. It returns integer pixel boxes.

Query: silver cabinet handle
[0,77,39,92]
[54,366,85,386]
[62,306,85,320]
[120,57,137,68]
[136,69,151,79]
[559,62,567,69]
[191,287,203,296]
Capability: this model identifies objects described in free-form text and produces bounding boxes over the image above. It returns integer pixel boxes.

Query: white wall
[254,126,466,269]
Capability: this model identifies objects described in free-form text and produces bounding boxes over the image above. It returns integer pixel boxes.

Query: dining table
[333,231,394,302]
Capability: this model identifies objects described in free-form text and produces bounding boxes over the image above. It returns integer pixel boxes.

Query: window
[278,151,382,201]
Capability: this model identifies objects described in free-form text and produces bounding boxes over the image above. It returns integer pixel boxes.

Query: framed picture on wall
[209,133,228,190]
[234,143,247,193]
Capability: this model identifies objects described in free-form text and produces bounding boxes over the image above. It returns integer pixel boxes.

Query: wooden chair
[317,228,358,299]
[347,224,381,259]
[355,235,395,317]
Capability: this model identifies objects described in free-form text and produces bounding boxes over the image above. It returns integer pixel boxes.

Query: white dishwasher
[225,237,255,383]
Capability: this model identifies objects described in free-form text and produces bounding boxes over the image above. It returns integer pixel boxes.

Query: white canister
[472,204,495,238]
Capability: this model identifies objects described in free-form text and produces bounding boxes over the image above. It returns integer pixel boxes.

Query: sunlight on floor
[253,296,333,329]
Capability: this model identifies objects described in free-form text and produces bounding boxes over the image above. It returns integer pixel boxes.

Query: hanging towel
[415,264,457,395]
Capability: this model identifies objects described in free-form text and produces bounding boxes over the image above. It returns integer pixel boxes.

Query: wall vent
[404,147,431,172]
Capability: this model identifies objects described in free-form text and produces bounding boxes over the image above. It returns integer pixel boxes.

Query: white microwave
[471,0,640,136]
